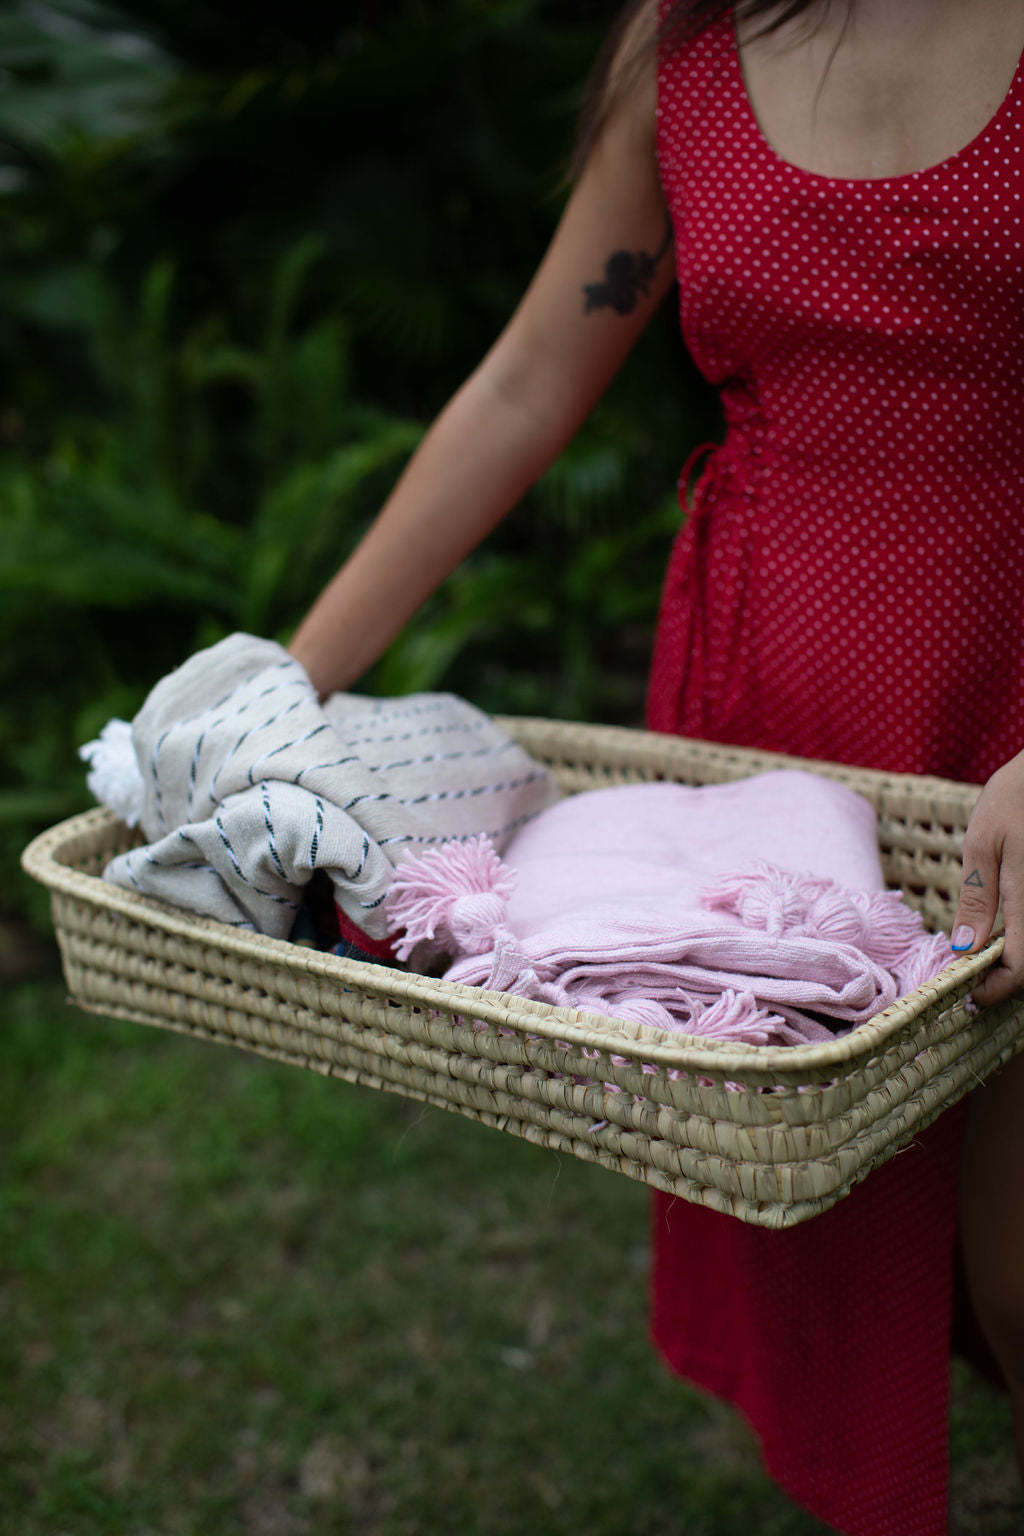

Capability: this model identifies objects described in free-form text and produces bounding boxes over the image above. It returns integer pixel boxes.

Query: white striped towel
[81,632,562,940]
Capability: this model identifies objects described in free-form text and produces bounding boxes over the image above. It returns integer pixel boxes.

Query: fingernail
[951,925,975,952]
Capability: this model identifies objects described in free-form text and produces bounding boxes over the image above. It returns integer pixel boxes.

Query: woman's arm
[288,15,673,697]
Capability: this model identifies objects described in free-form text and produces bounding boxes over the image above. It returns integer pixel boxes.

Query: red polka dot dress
[646,12,1024,1536]
[649,12,1024,779]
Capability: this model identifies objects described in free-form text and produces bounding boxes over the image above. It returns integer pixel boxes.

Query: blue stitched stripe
[214,813,246,880]
[346,699,451,730]
[332,832,371,882]
[142,847,209,871]
[260,781,287,879]
[189,677,304,810]
[214,814,297,907]
[210,695,305,797]
[150,727,172,832]
[338,719,485,751]
[187,726,209,812]
[343,792,391,812]
[365,740,515,775]
[168,668,305,814]
[377,806,542,849]
[247,721,330,785]
[295,754,359,784]
[309,797,324,867]
[345,771,547,812]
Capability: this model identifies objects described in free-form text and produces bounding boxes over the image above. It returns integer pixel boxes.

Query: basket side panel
[26,729,1008,1231]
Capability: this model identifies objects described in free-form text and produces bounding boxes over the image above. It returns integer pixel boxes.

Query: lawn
[2,964,1022,1536]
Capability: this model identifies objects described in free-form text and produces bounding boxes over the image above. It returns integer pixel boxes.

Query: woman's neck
[737,0,1024,180]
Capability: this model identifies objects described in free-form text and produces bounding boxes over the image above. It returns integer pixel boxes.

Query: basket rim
[23,804,1002,1077]
[494,716,988,808]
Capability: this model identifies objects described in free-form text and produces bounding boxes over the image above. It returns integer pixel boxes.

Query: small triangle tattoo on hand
[964,869,984,888]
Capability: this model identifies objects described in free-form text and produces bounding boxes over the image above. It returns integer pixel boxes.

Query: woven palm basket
[22,717,1024,1229]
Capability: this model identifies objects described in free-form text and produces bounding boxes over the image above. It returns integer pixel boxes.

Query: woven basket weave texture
[22,718,1024,1228]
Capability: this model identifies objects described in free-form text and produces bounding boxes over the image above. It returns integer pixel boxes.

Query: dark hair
[574,0,826,174]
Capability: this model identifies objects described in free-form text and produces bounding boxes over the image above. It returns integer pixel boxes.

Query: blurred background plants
[4,10,1022,1534]
[0,0,716,919]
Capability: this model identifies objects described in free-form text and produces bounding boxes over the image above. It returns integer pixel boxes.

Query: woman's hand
[951,751,1024,1005]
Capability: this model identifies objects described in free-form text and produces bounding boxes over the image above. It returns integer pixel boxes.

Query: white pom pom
[79,718,145,828]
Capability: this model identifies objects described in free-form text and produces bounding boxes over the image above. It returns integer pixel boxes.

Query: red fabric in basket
[334,905,399,962]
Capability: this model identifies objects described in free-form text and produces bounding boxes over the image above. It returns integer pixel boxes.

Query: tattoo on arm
[581,222,673,316]
[964,869,984,889]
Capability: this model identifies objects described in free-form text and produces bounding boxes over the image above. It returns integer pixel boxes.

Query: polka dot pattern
[651,1108,965,1536]
[644,16,1016,1536]
[647,12,1024,783]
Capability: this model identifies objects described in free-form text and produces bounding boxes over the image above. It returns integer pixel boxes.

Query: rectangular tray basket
[22,717,1024,1229]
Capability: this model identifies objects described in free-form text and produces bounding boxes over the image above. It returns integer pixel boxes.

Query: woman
[290,2,1024,1529]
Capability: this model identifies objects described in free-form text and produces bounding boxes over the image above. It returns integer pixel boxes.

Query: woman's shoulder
[581,0,733,171]
[576,0,661,169]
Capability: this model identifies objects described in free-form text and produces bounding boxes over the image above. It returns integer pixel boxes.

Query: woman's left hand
[950,750,1024,1005]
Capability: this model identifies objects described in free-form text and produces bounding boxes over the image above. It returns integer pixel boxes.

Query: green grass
[2,969,1021,1536]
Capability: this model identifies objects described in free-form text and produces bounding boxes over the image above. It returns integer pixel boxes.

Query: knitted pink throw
[385,771,952,1045]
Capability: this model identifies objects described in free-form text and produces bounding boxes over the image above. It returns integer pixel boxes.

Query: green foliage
[0,983,839,1535]
[3,981,1022,1534]
[0,0,717,916]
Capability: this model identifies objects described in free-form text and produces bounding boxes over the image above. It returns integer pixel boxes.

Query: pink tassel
[385,836,515,962]
[690,988,786,1045]
[703,863,934,972]
[702,861,954,1012]
[802,887,870,948]
[614,998,680,1031]
[848,888,931,969]
[893,930,955,996]
[575,993,678,1032]
[703,862,835,939]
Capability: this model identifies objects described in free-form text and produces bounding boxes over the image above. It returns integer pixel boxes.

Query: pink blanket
[385,771,952,1046]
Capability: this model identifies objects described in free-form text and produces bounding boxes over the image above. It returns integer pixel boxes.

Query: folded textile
[81,633,562,939]
[385,772,953,1045]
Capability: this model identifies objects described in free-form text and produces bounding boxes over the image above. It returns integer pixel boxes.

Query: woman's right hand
[950,750,1024,1006]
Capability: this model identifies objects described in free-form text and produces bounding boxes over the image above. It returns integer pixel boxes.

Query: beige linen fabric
[100,633,561,939]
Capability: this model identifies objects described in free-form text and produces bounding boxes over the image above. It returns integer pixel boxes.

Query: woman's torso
[651,5,1024,782]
